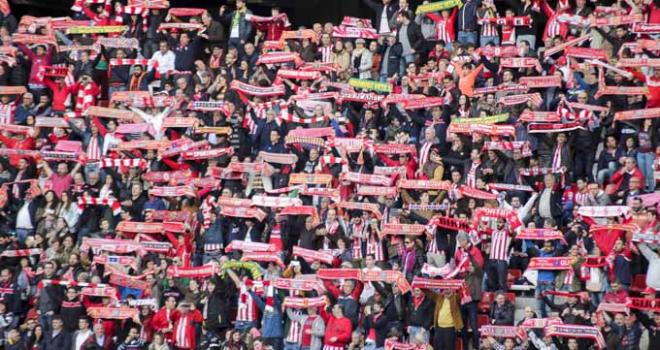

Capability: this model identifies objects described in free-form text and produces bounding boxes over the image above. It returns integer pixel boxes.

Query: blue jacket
[458,0,481,32]
[249,290,284,338]
[221,10,253,42]
[525,240,556,283]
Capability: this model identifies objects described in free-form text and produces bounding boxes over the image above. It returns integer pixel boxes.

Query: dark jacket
[458,0,482,32]
[490,300,515,325]
[361,0,399,32]
[221,10,253,42]
[396,21,424,53]
[174,36,203,71]
[405,294,435,329]
[40,331,71,350]
[379,42,403,77]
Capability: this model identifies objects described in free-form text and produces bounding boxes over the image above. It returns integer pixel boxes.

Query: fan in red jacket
[608,158,645,197]
[320,303,353,350]
[151,296,180,344]
[172,302,204,350]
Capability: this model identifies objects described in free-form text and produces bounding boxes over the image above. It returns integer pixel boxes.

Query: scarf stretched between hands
[167,264,218,278]
[116,221,185,233]
[77,196,122,216]
[614,108,660,121]
[527,257,575,270]
[293,246,334,265]
[282,296,328,309]
[544,325,605,349]
[241,252,285,268]
[515,229,566,243]
[381,224,427,236]
[87,307,140,322]
[0,248,42,257]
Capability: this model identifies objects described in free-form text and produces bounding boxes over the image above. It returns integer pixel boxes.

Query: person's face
[625,158,635,171]
[78,318,89,330]
[0,270,10,283]
[23,94,33,106]
[44,263,54,276]
[165,297,176,309]
[131,184,142,197]
[496,294,505,305]
[451,171,461,183]
[57,163,68,175]
[458,238,469,249]
[365,255,375,268]
[270,130,280,144]
[614,313,625,326]
[52,319,63,330]
[404,238,415,249]
[332,304,343,317]
[342,280,354,295]
[544,174,555,188]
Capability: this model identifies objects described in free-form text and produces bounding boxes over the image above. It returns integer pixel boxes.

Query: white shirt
[151,50,176,74]
[16,201,33,229]
[539,188,552,218]
[359,266,382,304]
[380,7,391,33]
[74,330,93,350]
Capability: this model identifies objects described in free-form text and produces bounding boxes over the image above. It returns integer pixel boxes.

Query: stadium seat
[477,314,490,328]
[631,274,647,293]
[506,292,516,304]
[507,269,522,287]
[456,337,463,350]
[479,292,494,313]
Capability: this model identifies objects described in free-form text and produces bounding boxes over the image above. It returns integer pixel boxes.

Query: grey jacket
[286,308,325,350]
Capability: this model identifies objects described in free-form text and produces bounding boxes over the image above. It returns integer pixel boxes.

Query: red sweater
[320,311,352,347]
[44,79,73,112]
[0,135,35,167]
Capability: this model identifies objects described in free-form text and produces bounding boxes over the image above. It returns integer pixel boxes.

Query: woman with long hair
[35,190,59,235]
[56,191,80,232]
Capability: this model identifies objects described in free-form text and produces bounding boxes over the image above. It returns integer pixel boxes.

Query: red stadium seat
[477,314,490,328]
[505,292,516,304]
[631,274,647,293]
[479,292,494,313]
[507,269,522,287]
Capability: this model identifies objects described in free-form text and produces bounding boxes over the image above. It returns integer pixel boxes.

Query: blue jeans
[283,342,300,350]
[235,320,256,333]
[480,35,500,47]
[15,228,34,244]
[637,152,656,192]
[461,301,479,349]
[40,313,53,333]
[535,281,554,318]
[491,260,508,292]
[597,161,618,185]
[399,54,416,76]
[457,31,478,45]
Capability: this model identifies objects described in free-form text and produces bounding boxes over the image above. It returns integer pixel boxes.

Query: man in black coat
[41,316,71,350]
[378,33,402,81]
[362,0,399,34]
[394,11,424,75]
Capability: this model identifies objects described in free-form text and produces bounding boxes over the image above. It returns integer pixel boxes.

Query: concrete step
[515,296,537,310]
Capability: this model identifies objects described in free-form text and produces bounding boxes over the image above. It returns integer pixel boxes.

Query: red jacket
[610,167,644,194]
[152,307,180,342]
[0,134,35,167]
[320,307,353,347]
[454,244,484,269]
[44,79,73,112]
[172,310,204,349]
[252,17,290,41]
